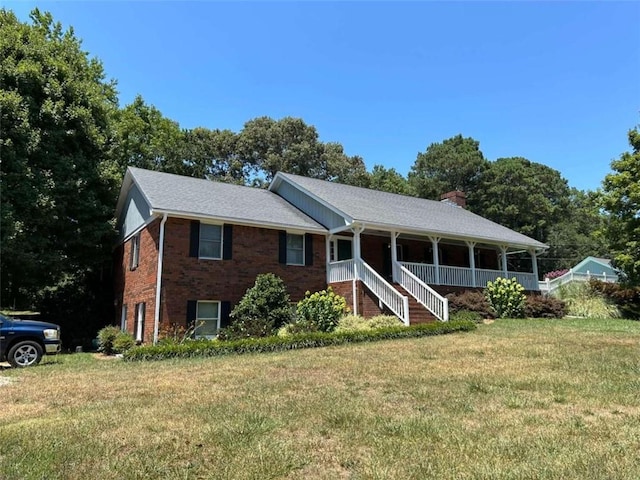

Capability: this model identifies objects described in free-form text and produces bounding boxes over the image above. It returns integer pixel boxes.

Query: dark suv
[0,314,61,367]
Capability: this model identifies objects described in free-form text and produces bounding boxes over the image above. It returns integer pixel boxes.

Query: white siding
[117,185,152,239]
[276,181,347,229]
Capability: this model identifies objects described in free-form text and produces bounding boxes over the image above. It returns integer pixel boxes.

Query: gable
[117,183,152,240]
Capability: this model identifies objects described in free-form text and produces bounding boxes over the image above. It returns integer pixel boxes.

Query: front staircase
[393,285,438,324]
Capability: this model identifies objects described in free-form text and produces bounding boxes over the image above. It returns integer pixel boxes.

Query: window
[286,234,304,265]
[199,224,222,259]
[129,233,140,270]
[330,238,353,262]
[194,301,220,338]
[120,304,128,331]
[134,302,145,343]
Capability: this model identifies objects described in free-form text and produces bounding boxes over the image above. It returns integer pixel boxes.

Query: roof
[116,168,326,232]
[573,256,617,271]
[271,172,547,249]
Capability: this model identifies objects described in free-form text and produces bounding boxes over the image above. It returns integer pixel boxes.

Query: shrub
[450,310,483,323]
[97,326,120,355]
[277,321,319,337]
[555,282,621,319]
[230,273,293,331]
[485,277,526,318]
[113,331,136,354]
[296,287,348,332]
[589,280,640,319]
[543,269,569,280]
[123,320,477,362]
[334,314,402,332]
[218,317,275,341]
[446,290,494,319]
[524,295,567,319]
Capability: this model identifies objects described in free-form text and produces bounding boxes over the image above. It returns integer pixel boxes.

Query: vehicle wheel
[7,341,43,368]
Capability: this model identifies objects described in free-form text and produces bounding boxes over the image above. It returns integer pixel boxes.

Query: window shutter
[278,231,287,264]
[223,224,233,260]
[186,300,197,326]
[304,234,313,266]
[220,301,231,328]
[189,221,200,257]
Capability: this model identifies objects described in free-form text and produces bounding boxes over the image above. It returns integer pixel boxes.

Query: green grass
[2,318,640,479]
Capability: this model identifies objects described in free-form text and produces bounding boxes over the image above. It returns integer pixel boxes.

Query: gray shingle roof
[122,168,326,232]
[274,172,547,249]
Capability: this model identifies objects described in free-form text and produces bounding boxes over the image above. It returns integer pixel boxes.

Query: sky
[8,1,640,192]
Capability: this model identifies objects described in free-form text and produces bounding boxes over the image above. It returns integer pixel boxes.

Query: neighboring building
[114,168,547,343]
[539,256,619,294]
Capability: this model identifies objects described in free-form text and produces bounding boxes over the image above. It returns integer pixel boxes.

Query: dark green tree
[369,165,412,195]
[472,157,571,242]
[1,9,118,309]
[408,134,489,201]
[109,95,185,176]
[601,126,640,284]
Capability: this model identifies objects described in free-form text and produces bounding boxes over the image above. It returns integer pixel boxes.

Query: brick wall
[113,220,160,343]
[160,218,327,331]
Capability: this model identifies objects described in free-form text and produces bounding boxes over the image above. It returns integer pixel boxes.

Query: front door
[383,243,407,279]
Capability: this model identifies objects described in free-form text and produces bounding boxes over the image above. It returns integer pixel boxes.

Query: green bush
[97,326,120,355]
[123,320,477,362]
[277,321,319,337]
[218,317,275,341]
[485,277,526,318]
[229,273,293,335]
[446,290,494,319]
[555,282,620,319]
[524,295,567,319]
[450,310,483,323]
[113,331,136,354]
[296,287,348,332]
[335,314,403,333]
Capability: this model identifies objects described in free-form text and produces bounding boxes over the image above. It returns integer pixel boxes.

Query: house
[539,256,619,294]
[114,167,547,343]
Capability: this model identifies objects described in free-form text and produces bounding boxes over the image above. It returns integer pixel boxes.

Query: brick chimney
[440,190,466,208]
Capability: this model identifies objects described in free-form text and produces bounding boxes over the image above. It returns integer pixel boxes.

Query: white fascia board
[359,220,548,251]
[150,209,328,235]
[270,173,354,225]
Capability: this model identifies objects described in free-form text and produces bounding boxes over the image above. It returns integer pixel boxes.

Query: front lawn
[1,318,639,479]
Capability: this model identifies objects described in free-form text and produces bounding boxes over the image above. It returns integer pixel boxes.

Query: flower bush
[543,269,569,280]
[296,287,348,332]
[485,277,526,318]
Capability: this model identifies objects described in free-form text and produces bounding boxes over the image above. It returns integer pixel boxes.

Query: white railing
[539,270,618,294]
[401,262,539,290]
[359,260,410,325]
[396,263,449,322]
[327,259,355,283]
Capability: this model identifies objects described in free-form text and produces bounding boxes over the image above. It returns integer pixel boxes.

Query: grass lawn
[2,318,639,479]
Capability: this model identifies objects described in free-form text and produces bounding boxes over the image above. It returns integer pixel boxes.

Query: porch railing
[539,270,618,294]
[359,260,410,325]
[327,259,356,283]
[396,263,448,322]
[401,262,539,291]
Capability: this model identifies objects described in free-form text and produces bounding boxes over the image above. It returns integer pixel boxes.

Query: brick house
[114,168,547,343]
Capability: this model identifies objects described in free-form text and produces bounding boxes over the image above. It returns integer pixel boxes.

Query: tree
[109,95,184,176]
[601,126,640,284]
[322,142,370,187]
[408,134,489,201]
[369,165,412,195]
[1,9,118,309]
[472,157,571,242]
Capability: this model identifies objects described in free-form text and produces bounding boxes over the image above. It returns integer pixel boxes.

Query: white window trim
[130,233,140,270]
[120,304,128,331]
[199,223,223,260]
[195,300,221,338]
[286,233,305,266]
[135,303,145,342]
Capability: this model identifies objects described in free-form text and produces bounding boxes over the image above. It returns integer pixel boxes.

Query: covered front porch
[326,225,544,324]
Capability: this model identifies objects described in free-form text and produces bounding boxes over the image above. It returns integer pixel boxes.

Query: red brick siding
[329,280,391,318]
[113,220,160,343]
[160,218,327,331]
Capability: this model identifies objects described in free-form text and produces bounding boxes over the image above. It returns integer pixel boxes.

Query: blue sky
[9,1,640,191]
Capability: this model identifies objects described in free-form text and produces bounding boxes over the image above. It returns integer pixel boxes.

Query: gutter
[153,213,168,345]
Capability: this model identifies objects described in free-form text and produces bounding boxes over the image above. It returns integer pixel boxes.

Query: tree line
[1,9,638,324]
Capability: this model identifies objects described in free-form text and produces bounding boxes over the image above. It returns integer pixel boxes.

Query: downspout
[153,213,168,345]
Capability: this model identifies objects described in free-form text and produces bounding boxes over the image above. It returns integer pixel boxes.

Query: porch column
[529,248,539,281]
[390,231,398,282]
[351,225,365,315]
[430,236,441,285]
[326,234,332,284]
[500,245,508,277]
[466,241,477,287]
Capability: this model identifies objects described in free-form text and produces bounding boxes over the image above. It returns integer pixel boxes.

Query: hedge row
[123,320,476,362]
